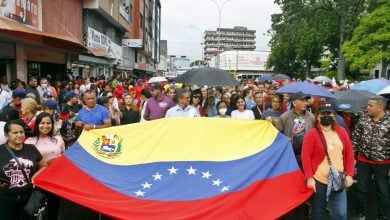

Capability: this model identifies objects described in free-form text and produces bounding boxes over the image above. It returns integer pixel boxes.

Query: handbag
[315,128,346,192]
[5,145,47,217]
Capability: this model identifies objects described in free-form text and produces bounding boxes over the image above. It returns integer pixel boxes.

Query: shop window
[27,62,40,78]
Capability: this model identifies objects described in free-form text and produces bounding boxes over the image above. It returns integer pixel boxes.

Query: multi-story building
[129,0,161,77]
[0,0,161,82]
[204,26,256,63]
[157,40,168,74]
[0,0,85,82]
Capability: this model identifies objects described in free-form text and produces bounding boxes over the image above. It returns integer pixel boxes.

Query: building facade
[0,0,161,82]
[203,26,256,63]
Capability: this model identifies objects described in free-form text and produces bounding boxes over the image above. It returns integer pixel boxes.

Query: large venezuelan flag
[35,118,312,220]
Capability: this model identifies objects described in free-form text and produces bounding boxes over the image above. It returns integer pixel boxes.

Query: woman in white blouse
[230,95,255,120]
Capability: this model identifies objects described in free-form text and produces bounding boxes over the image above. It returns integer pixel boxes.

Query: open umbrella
[148,76,167,83]
[273,74,291,81]
[259,74,273,82]
[352,78,390,94]
[175,67,239,86]
[334,90,375,112]
[377,85,390,98]
[313,76,331,82]
[276,82,335,98]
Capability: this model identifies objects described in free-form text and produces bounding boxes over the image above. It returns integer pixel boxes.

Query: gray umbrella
[334,90,375,112]
[273,74,291,81]
[175,67,239,86]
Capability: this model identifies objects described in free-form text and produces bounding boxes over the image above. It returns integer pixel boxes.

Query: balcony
[83,0,128,31]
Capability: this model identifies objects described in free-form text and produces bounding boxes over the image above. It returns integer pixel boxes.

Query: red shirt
[301,125,355,180]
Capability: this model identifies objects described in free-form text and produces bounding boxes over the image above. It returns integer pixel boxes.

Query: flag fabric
[35,118,312,220]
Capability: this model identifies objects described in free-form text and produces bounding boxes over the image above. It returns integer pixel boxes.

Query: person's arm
[301,130,316,192]
[340,128,355,188]
[31,159,48,184]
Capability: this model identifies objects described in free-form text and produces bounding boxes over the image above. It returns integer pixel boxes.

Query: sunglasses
[193,95,201,98]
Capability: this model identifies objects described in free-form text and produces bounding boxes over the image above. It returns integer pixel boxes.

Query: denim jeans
[356,161,390,220]
[311,180,347,220]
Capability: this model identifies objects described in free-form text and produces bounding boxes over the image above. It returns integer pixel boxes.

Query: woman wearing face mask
[215,101,230,118]
[301,100,354,220]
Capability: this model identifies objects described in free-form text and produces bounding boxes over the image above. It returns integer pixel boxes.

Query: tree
[343,0,390,77]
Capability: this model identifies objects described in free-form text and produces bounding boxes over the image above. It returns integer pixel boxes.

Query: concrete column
[15,44,27,82]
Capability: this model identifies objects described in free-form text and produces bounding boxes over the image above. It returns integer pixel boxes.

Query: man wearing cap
[75,90,111,130]
[277,91,315,168]
[352,96,390,220]
[42,91,54,103]
[61,91,80,116]
[144,84,175,121]
[8,88,26,111]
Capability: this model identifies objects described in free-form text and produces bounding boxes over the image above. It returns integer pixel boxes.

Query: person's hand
[306,177,316,193]
[345,176,354,188]
[83,124,94,131]
[75,121,84,128]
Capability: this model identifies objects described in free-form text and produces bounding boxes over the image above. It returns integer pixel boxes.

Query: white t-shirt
[231,109,255,120]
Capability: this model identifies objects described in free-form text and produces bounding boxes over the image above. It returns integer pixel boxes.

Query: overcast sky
[161,0,281,61]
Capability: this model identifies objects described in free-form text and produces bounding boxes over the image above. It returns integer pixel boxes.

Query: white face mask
[219,108,227,115]
[41,83,48,89]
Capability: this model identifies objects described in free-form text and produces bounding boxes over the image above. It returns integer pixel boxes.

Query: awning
[86,47,116,59]
[0,18,85,52]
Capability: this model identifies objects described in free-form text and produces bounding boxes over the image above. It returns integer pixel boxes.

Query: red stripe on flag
[35,157,312,220]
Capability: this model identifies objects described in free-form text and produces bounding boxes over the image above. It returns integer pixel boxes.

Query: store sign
[0,0,40,28]
[110,42,123,61]
[87,27,112,52]
[119,0,130,22]
[122,39,143,48]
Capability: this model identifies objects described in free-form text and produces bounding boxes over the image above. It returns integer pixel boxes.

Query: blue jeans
[356,161,390,219]
[311,181,347,220]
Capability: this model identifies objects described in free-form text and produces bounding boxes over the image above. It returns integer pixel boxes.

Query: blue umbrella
[259,74,273,82]
[276,82,335,98]
[352,78,390,94]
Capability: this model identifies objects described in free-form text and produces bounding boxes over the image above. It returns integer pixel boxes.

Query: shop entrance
[27,61,66,81]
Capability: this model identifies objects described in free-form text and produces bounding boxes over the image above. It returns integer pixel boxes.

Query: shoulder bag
[5,144,46,217]
[315,127,345,192]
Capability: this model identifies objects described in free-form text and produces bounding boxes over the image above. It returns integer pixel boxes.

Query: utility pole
[210,0,232,68]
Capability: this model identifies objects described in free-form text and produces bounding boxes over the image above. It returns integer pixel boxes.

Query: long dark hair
[33,112,56,142]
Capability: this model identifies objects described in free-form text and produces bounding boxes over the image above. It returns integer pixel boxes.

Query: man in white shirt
[165,89,199,118]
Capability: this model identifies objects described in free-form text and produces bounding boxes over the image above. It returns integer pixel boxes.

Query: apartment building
[203,26,256,62]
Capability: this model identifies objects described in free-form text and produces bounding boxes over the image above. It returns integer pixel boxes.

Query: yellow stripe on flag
[77,118,279,165]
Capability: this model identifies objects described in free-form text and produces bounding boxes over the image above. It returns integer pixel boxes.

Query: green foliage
[343,0,390,72]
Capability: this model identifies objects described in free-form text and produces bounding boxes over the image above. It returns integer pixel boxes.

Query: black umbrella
[175,67,239,86]
[334,90,375,113]
[273,74,291,81]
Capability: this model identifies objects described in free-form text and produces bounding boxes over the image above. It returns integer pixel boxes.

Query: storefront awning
[86,47,116,59]
[0,18,85,52]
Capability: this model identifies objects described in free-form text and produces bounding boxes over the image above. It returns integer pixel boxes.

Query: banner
[0,0,40,28]
[35,118,312,220]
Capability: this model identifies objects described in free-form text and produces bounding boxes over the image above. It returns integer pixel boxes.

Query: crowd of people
[0,73,388,220]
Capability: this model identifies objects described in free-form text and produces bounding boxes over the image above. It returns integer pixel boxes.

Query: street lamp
[209,0,233,67]
[189,25,204,66]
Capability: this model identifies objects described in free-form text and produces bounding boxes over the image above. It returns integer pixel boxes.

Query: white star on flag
[141,182,152,189]
[220,186,230,192]
[186,166,197,175]
[134,190,145,197]
[152,172,163,180]
[212,179,223,186]
[201,171,212,179]
[167,166,178,174]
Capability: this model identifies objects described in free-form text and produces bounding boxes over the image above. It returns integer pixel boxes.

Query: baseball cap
[65,91,77,100]
[43,91,53,98]
[12,88,26,99]
[291,91,311,101]
[44,99,59,111]
[317,100,335,113]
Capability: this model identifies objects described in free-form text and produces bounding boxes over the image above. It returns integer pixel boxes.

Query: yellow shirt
[314,130,344,184]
